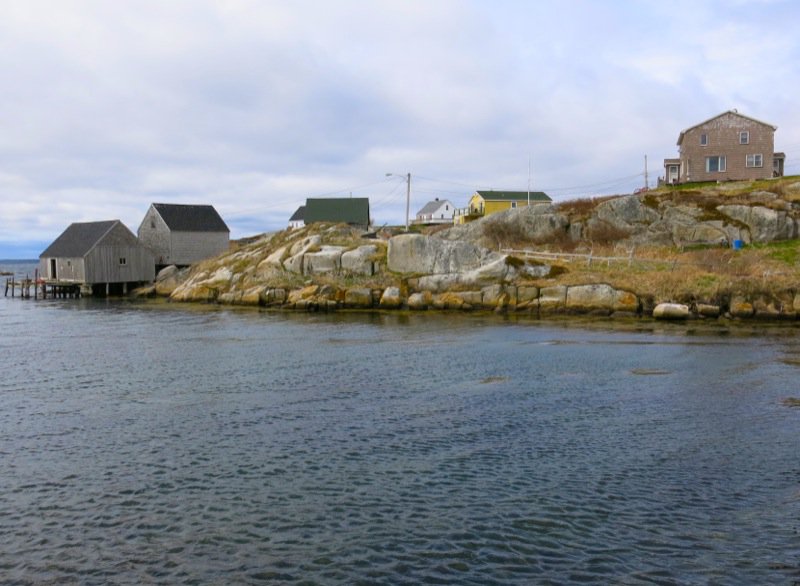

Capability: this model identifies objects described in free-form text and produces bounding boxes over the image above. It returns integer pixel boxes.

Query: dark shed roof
[289,205,306,222]
[476,190,551,202]
[40,220,119,258]
[153,203,229,232]
[304,198,370,226]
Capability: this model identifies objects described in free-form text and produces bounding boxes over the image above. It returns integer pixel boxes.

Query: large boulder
[304,246,345,274]
[283,235,322,274]
[388,233,490,274]
[341,245,378,276]
[717,205,797,242]
[344,287,373,308]
[154,265,188,296]
[594,195,660,230]
[379,287,403,308]
[652,303,690,320]
[565,284,634,314]
[539,285,567,313]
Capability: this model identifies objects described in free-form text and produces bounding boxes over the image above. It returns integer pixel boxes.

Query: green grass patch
[752,240,800,265]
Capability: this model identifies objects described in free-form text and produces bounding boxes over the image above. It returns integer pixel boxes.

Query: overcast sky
[2,0,800,258]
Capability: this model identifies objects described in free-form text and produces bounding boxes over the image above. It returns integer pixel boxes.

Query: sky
[2,0,800,258]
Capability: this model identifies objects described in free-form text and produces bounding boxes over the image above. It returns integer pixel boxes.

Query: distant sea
[1,268,800,583]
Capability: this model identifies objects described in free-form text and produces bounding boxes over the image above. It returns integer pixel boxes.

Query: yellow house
[454,190,551,224]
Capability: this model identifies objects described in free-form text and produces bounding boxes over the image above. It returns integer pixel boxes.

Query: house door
[668,165,679,184]
[50,258,57,280]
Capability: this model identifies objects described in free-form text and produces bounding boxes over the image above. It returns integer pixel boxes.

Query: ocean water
[1,277,799,584]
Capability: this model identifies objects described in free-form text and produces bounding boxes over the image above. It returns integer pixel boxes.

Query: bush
[585,221,631,244]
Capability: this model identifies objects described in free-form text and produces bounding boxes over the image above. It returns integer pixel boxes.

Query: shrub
[585,221,631,244]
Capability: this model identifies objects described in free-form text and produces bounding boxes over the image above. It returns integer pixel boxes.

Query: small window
[700,133,708,146]
[119,257,127,266]
[706,156,727,173]
[511,201,517,208]
[746,154,763,168]
[150,220,156,229]
[740,131,749,144]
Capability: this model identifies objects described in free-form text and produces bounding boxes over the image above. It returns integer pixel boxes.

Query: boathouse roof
[152,203,229,232]
[39,220,120,258]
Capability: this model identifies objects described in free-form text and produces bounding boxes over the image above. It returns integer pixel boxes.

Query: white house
[288,205,305,229]
[413,198,454,225]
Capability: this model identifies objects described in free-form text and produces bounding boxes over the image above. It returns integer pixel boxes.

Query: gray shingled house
[303,198,370,229]
[39,220,155,295]
[138,203,230,269]
[663,110,785,184]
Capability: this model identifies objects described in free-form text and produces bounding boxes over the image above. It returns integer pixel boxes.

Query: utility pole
[405,172,411,232]
[527,155,531,205]
[386,172,412,231]
[644,155,649,190]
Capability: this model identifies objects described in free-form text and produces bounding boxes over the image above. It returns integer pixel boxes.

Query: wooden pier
[4,270,82,300]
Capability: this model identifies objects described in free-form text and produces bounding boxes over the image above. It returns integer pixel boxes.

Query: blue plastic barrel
[732,239,744,250]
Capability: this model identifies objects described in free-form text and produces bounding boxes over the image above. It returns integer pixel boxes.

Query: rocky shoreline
[138,226,800,322]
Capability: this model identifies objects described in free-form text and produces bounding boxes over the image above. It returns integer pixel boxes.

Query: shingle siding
[39,221,154,284]
[138,203,230,266]
[678,111,777,182]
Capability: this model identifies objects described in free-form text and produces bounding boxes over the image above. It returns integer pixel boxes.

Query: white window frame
[746,154,763,168]
[740,131,749,144]
[700,133,708,146]
[706,155,727,173]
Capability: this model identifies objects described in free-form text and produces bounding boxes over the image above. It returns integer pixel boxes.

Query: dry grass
[555,195,616,218]
[530,242,800,303]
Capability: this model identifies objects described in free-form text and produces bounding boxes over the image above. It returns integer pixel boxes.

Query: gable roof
[304,198,370,226]
[417,199,452,215]
[289,205,306,222]
[677,110,777,145]
[476,190,551,202]
[152,203,229,232]
[40,220,120,258]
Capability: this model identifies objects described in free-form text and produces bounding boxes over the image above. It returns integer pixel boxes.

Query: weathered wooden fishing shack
[39,220,155,296]
[137,203,230,270]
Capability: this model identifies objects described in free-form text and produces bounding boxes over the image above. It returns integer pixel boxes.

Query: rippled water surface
[1,286,799,584]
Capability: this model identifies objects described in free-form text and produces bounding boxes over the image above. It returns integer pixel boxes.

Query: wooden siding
[39,222,154,285]
[138,204,229,265]
[679,112,775,182]
[39,257,85,281]
[170,231,229,265]
[137,206,171,264]
[85,244,155,284]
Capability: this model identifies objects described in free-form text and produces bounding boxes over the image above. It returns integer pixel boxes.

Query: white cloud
[1,0,799,255]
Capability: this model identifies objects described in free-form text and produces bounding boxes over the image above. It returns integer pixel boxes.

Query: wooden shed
[137,203,230,269]
[39,220,155,296]
[304,198,371,229]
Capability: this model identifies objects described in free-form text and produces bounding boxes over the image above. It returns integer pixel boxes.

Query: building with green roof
[304,198,370,229]
[454,190,551,224]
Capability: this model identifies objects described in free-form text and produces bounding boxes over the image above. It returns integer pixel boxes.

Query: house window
[119,257,127,266]
[700,133,708,146]
[706,156,726,173]
[740,131,749,144]
[150,220,156,229]
[511,202,517,208]
[746,154,763,168]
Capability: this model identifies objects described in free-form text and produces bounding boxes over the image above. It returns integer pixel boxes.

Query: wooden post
[11,276,14,298]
